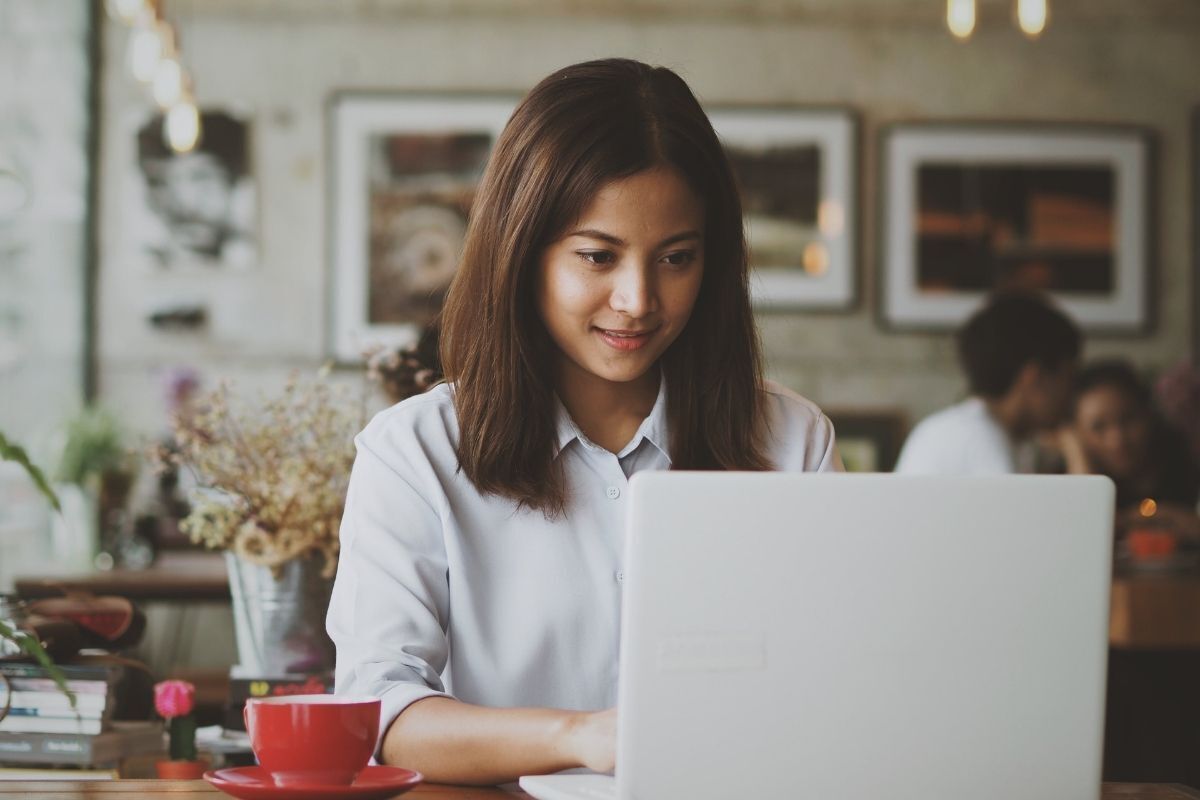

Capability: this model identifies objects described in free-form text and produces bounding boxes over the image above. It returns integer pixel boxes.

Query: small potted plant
[154,679,206,779]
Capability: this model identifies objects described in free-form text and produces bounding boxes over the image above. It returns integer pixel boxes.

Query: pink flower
[154,680,196,719]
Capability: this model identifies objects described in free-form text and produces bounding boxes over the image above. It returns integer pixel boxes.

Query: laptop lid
[616,474,1113,800]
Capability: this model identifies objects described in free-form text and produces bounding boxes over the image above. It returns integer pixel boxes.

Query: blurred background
[0,0,1198,783]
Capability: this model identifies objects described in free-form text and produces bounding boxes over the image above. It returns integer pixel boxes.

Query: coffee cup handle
[243,705,250,736]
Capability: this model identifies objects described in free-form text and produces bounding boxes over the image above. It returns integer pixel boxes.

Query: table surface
[0,781,1193,799]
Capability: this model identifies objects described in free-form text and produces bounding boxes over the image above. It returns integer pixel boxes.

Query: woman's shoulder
[759,379,838,471]
[761,379,827,422]
[356,383,460,471]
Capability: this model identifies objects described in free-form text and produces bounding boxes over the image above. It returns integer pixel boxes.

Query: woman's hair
[440,58,769,515]
[1072,359,1152,410]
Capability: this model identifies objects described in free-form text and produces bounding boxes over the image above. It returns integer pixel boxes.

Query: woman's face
[1073,384,1152,479]
[536,165,704,394]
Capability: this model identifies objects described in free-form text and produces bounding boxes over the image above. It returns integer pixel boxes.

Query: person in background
[894,291,1081,475]
[136,111,255,267]
[326,58,841,786]
[1059,359,1200,541]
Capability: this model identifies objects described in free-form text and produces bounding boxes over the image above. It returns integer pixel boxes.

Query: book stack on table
[0,662,163,776]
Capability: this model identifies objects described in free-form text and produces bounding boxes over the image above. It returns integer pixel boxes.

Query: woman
[327,58,840,785]
[1061,360,1200,540]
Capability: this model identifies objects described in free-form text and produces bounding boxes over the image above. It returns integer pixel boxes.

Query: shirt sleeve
[326,434,452,760]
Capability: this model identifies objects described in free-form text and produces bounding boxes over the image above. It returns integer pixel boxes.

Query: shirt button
[606,486,621,500]
[615,571,625,584]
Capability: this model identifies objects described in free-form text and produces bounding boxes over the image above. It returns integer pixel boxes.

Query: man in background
[895,291,1082,475]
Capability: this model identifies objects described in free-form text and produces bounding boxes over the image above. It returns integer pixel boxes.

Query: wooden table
[1110,569,1200,648]
[13,557,1200,649]
[0,781,1192,799]
[14,552,230,602]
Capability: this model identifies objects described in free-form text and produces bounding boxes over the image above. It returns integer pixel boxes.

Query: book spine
[0,663,117,681]
[0,733,94,765]
[2,708,105,722]
[5,693,107,713]
[0,717,103,736]
[4,678,110,695]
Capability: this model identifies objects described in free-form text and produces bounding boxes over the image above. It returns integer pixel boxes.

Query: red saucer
[203,765,423,800]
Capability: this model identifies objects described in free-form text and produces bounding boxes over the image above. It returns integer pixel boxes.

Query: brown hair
[440,58,770,516]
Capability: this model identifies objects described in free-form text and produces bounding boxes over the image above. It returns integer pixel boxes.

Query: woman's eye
[662,250,695,267]
[578,251,614,266]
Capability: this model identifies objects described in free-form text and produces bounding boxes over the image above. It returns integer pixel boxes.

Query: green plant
[55,406,128,487]
[0,430,73,710]
[0,431,60,511]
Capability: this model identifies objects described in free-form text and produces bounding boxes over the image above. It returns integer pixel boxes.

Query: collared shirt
[894,397,1035,475]
[327,378,840,754]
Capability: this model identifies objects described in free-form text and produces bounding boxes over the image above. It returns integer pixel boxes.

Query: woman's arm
[382,697,615,785]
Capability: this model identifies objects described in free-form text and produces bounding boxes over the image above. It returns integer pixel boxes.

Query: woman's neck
[556,362,660,455]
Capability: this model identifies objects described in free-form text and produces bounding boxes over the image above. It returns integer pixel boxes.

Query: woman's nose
[608,261,657,318]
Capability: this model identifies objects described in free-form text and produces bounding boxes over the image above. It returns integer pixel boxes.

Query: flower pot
[225,553,335,675]
[155,758,209,779]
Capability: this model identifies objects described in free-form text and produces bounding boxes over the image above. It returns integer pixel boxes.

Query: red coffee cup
[243,695,381,787]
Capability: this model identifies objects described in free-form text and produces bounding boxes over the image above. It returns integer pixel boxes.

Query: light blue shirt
[327,378,840,753]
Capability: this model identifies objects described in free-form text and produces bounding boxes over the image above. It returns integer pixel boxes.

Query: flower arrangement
[154,679,197,762]
[160,373,363,578]
[365,326,442,406]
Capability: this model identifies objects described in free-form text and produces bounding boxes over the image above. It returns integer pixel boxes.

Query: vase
[155,758,209,779]
[225,553,335,676]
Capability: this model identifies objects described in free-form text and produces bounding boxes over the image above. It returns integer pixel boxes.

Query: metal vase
[225,553,335,676]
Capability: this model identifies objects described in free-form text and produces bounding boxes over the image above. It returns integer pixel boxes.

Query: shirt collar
[552,373,671,464]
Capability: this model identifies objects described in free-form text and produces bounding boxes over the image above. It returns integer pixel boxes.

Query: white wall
[96,0,1200,434]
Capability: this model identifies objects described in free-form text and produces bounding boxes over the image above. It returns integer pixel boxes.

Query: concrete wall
[0,0,90,450]
[95,0,1200,435]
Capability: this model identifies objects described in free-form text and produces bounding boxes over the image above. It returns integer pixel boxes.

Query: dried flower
[161,373,363,577]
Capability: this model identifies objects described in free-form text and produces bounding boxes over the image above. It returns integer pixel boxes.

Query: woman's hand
[565,708,617,773]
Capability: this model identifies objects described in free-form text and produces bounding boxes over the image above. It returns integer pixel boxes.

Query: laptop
[520,473,1113,800]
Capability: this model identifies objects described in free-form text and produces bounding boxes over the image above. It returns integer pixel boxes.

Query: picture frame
[1193,108,1200,361]
[879,123,1153,332]
[708,107,857,310]
[824,410,907,473]
[327,92,517,363]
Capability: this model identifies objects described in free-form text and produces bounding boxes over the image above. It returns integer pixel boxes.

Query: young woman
[1060,360,1200,539]
[327,58,841,786]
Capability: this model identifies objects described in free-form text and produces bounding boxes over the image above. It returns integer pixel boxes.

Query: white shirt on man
[327,378,840,754]
[894,396,1033,475]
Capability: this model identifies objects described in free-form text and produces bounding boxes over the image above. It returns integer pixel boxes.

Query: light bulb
[105,0,146,25]
[153,58,184,109]
[947,0,976,41]
[128,19,163,83]
[1017,0,1048,38]
[165,100,201,154]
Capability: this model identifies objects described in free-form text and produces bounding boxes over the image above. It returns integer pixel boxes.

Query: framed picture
[129,108,257,270]
[328,93,517,363]
[880,123,1153,331]
[1193,108,1200,361]
[708,107,857,310]
[825,410,907,473]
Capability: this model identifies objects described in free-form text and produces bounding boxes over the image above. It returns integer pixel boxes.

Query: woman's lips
[595,326,657,352]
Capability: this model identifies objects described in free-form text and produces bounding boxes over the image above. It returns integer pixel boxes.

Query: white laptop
[521,473,1113,800]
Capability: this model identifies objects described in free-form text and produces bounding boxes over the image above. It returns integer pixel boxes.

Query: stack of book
[0,661,163,772]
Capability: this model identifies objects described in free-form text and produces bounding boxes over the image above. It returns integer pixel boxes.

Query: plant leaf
[0,431,61,512]
[0,620,76,709]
